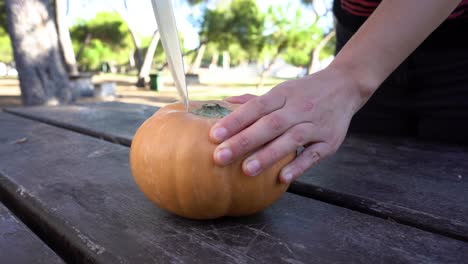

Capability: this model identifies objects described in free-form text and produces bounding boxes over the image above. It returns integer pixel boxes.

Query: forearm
[330,0,462,109]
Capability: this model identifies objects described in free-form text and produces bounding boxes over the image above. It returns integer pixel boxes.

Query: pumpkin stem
[190,103,232,118]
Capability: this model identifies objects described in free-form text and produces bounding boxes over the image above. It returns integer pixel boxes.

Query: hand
[209,66,368,184]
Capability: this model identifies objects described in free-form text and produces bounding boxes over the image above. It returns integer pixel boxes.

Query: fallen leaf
[14,137,28,144]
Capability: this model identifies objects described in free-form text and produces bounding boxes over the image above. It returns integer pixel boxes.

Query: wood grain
[0,112,466,263]
[0,203,64,263]
[6,102,468,240]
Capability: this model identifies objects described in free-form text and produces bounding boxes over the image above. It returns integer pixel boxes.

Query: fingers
[210,92,286,144]
[241,123,317,176]
[214,110,296,166]
[279,142,334,183]
[224,94,257,104]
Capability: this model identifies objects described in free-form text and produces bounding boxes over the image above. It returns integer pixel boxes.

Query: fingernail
[212,127,227,142]
[215,148,232,164]
[245,159,261,176]
[281,170,293,183]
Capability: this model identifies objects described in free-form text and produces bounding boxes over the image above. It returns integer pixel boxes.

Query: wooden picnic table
[0,203,63,263]
[1,101,467,263]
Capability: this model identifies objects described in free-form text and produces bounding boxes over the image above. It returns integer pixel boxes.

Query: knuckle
[289,128,307,146]
[239,94,256,102]
[293,160,309,176]
[237,135,251,152]
[303,148,322,164]
[301,98,315,112]
[254,97,269,115]
[265,147,280,163]
[287,166,299,178]
[264,114,284,132]
[230,115,244,131]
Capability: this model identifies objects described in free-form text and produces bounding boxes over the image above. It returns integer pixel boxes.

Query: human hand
[209,66,369,184]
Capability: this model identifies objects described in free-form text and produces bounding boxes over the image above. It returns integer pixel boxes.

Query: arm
[210,0,462,183]
[332,0,462,103]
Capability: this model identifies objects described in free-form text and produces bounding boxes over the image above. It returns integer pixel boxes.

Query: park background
[0,0,336,108]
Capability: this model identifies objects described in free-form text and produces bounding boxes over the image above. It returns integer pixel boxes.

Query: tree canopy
[0,0,12,63]
[70,12,134,70]
[1,0,336,71]
[200,0,264,59]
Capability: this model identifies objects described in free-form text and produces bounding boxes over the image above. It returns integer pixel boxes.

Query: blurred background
[0,0,336,108]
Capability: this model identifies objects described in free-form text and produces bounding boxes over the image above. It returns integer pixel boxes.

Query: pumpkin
[130,100,294,220]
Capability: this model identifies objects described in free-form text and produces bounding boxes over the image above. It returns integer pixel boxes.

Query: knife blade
[151,0,189,110]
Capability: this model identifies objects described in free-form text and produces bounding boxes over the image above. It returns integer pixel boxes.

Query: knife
[151,0,189,110]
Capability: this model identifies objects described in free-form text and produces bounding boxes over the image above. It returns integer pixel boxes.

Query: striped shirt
[340,0,468,19]
[333,0,468,48]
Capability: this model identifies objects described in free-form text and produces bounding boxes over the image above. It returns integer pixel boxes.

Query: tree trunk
[5,0,71,105]
[188,43,205,74]
[157,44,206,72]
[257,53,279,89]
[136,30,160,87]
[209,51,218,69]
[222,51,230,70]
[75,32,92,62]
[307,30,335,75]
[55,0,77,75]
[114,8,143,71]
[129,27,144,71]
[257,41,287,89]
[306,48,315,76]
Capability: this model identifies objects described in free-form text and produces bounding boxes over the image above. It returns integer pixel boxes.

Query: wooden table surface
[1,102,468,263]
[6,102,467,240]
[0,202,63,263]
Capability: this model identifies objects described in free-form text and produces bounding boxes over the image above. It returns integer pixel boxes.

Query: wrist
[327,60,380,114]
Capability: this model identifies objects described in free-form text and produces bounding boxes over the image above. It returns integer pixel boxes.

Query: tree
[199,5,236,67]
[0,27,12,63]
[307,29,335,73]
[55,0,78,74]
[68,0,164,87]
[187,43,206,73]
[257,5,319,88]
[199,0,264,70]
[136,30,160,87]
[114,6,144,72]
[5,0,71,105]
[0,0,13,63]
[185,0,206,73]
[301,0,336,74]
[70,12,133,71]
[0,0,6,31]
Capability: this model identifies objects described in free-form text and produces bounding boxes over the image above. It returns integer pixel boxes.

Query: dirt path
[0,78,21,107]
[0,74,278,108]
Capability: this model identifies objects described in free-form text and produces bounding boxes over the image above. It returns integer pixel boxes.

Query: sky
[66,0,333,50]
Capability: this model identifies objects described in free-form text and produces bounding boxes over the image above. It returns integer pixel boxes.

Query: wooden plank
[0,203,64,264]
[0,113,467,263]
[293,135,468,241]
[5,102,468,241]
[4,102,158,146]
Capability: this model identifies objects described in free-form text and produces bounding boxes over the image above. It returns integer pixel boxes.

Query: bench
[0,202,63,263]
[1,102,467,263]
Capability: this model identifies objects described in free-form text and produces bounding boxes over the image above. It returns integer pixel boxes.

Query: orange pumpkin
[130,100,294,220]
